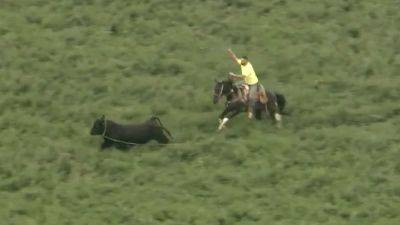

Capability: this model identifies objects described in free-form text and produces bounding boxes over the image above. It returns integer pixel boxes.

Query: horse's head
[90,115,105,135]
[213,79,233,104]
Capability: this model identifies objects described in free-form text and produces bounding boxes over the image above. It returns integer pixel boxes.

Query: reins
[215,83,238,102]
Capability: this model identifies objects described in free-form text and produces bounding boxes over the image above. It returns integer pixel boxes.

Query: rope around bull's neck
[102,119,108,137]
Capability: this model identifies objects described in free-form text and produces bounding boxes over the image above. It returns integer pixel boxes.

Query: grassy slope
[1,0,400,224]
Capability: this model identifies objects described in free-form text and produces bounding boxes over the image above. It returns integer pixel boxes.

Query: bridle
[214,82,239,104]
[214,83,224,99]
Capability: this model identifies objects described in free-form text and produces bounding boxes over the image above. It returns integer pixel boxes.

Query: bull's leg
[101,139,113,150]
[115,143,131,150]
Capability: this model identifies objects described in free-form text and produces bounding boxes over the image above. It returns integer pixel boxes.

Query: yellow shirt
[237,59,258,85]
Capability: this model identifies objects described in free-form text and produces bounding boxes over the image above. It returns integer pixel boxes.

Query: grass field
[1,0,400,224]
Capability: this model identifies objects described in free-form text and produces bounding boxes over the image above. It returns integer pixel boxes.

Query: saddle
[236,83,268,104]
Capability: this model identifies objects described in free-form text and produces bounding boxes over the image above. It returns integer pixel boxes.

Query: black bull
[90,115,172,149]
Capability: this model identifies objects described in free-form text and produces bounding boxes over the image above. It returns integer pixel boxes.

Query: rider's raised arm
[227,48,240,65]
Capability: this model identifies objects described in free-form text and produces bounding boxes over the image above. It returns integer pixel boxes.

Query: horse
[90,115,173,149]
[213,79,286,130]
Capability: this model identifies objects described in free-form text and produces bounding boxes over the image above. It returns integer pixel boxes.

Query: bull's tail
[150,116,173,140]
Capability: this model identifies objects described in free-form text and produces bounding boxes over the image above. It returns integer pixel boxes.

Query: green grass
[1,0,400,224]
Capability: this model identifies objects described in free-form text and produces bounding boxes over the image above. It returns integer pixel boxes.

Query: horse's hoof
[218,118,229,131]
[274,113,282,121]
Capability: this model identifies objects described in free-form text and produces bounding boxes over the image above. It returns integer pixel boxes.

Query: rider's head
[240,56,249,66]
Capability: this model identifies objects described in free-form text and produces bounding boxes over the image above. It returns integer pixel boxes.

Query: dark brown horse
[213,79,286,130]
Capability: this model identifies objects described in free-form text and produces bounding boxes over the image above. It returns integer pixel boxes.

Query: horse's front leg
[218,107,231,130]
[218,102,236,124]
[219,106,231,121]
[218,102,245,130]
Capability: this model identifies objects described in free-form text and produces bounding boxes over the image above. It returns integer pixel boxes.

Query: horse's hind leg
[275,112,282,122]
[266,101,282,122]
[272,102,282,122]
[254,102,264,120]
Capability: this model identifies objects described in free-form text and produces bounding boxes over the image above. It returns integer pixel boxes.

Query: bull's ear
[100,115,105,121]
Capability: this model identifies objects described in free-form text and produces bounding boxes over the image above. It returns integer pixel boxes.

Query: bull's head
[149,116,173,144]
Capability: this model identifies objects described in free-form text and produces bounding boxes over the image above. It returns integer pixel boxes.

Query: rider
[227,48,260,119]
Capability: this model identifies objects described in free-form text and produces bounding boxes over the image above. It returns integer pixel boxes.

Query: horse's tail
[275,93,286,113]
[150,116,173,140]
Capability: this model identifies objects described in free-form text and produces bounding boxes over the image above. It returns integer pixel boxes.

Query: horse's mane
[222,79,237,92]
